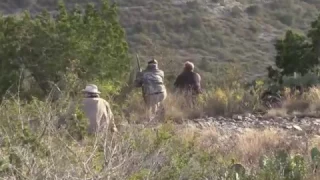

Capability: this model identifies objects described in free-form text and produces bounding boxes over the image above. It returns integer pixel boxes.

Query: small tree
[268,15,320,89]
[274,30,317,77]
[0,0,129,99]
[308,14,320,59]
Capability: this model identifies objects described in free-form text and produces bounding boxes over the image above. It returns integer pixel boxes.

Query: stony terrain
[126,112,320,141]
[187,114,320,135]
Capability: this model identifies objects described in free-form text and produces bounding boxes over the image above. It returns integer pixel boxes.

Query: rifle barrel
[136,54,141,72]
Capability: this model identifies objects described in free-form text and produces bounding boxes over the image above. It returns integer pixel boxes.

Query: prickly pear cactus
[226,160,246,180]
[311,147,320,172]
[293,154,304,165]
[292,154,306,180]
[230,163,246,176]
[311,147,320,162]
[276,150,289,164]
[258,153,306,180]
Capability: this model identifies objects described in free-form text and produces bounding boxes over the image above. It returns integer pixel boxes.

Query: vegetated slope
[1,0,320,81]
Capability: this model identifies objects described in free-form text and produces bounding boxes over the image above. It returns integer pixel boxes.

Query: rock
[233,115,243,121]
[244,112,252,118]
[315,119,320,123]
[206,117,214,121]
[217,116,224,121]
[255,114,263,119]
[244,117,249,121]
[274,117,283,122]
[293,125,303,131]
[254,121,265,128]
[285,125,293,129]
[314,121,320,126]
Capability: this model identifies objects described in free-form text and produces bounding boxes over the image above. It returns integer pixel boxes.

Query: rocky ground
[185,113,320,136]
[126,113,320,136]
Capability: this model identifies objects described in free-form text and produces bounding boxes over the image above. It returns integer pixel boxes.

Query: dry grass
[122,82,263,123]
[122,85,320,124]
[194,126,219,149]
[174,126,314,166]
[176,125,219,151]
[262,86,320,117]
[310,135,320,149]
[265,108,288,117]
[0,93,319,179]
[2,82,320,179]
[235,129,296,164]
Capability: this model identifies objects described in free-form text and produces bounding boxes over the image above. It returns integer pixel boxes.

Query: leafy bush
[245,5,260,16]
[269,13,320,86]
[0,0,129,99]
[275,12,295,26]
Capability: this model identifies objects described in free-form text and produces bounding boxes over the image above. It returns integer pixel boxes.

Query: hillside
[1,0,320,83]
[2,1,320,179]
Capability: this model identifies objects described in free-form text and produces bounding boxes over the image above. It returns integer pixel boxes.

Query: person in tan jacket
[81,84,118,134]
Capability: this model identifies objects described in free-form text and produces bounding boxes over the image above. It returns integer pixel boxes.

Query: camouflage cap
[148,58,158,64]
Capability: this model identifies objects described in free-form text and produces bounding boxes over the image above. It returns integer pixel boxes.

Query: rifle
[134,53,142,86]
[135,54,146,98]
[136,54,142,72]
[114,54,141,102]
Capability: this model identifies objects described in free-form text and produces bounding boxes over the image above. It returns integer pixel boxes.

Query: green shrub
[245,5,260,16]
[0,0,129,99]
[275,12,294,26]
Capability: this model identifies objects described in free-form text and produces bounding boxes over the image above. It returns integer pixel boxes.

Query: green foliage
[245,5,260,16]
[0,96,319,179]
[1,0,320,83]
[227,163,246,180]
[129,169,151,180]
[282,73,320,87]
[65,105,89,140]
[274,30,316,77]
[271,14,320,87]
[308,15,320,54]
[0,0,129,98]
[258,150,307,180]
[0,99,53,178]
[311,147,320,171]
[275,11,294,26]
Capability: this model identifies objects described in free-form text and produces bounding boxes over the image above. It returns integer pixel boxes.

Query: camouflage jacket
[135,64,166,95]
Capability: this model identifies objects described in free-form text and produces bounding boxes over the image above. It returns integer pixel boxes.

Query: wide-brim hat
[82,84,101,94]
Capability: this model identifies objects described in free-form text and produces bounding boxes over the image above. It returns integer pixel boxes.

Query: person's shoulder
[194,72,201,81]
[98,97,108,102]
[101,98,111,106]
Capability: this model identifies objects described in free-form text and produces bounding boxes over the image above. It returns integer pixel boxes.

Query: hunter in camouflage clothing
[135,59,167,122]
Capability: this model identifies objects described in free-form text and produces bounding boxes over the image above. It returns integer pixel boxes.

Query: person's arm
[194,73,202,94]
[134,71,143,88]
[174,74,182,88]
[105,100,118,132]
[160,70,165,80]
